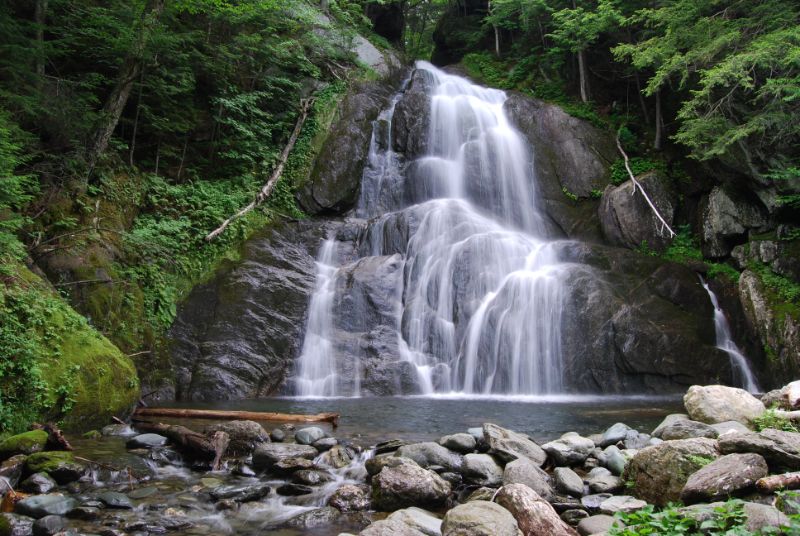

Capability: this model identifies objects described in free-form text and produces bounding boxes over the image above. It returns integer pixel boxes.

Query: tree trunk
[34,0,48,79]
[133,407,339,427]
[86,0,165,175]
[757,472,800,492]
[654,89,663,150]
[577,49,590,103]
[635,72,650,125]
[133,422,229,469]
[129,70,144,167]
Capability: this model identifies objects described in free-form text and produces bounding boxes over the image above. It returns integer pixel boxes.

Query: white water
[701,280,760,393]
[294,61,569,396]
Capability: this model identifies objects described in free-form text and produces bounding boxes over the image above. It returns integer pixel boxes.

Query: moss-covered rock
[0,430,48,460]
[24,451,87,484]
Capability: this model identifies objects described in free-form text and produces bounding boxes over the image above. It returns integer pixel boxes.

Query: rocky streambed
[3,384,800,536]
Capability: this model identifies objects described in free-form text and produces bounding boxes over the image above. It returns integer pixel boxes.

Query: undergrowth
[753,407,799,433]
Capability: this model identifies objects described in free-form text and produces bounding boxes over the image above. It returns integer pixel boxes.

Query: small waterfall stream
[701,279,760,393]
[293,62,569,396]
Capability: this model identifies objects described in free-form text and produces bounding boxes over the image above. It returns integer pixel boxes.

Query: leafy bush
[0,111,36,264]
[609,157,667,186]
[661,225,741,282]
[753,407,799,433]
[610,500,748,535]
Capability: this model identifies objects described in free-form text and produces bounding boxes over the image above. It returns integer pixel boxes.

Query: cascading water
[701,279,760,393]
[293,61,570,396]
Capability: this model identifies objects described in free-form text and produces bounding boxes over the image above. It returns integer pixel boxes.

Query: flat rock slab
[483,423,546,466]
[684,385,764,425]
[719,429,800,470]
[252,443,318,470]
[16,494,78,519]
[681,452,767,503]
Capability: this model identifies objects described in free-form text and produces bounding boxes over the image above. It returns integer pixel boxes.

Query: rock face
[441,500,520,536]
[683,385,765,425]
[372,463,451,511]
[680,453,768,504]
[701,186,768,258]
[496,484,578,536]
[170,220,333,400]
[298,81,392,214]
[599,171,677,252]
[623,437,720,506]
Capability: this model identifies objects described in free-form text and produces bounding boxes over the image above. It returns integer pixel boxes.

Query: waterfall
[293,61,568,396]
[701,279,760,393]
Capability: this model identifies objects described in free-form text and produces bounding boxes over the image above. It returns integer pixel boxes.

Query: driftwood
[43,423,73,452]
[205,97,315,241]
[133,407,340,427]
[757,472,800,492]
[134,422,229,470]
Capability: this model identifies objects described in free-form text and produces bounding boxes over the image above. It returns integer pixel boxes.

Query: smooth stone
[375,439,410,455]
[366,455,419,476]
[277,483,314,496]
[441,501,519,536]
[126,433,168,449]
[598,495,647,515]
[651,414,689,438]
[295,427,326,445]
[319,445,354,469]
[97,491,133,509]
[210,483,271,503]
[461,453,503,486]
[586,467,623,493]
[503,457,554,500]
[561,509,589,526]
[551,497,583,514]
[659,420,719,440]
[360,519,426,536]
[328,484,371,512]
[543,433,595,466]
[599,423,632,448]
[32,515,66,536]
[495,483,578,536]
[718,429,800,470]
[294,469,333,486]
[313,437,338,451]
[440,472,462,486]
[577,514,617,536]
[15,494,78,519]
[623,431,651,450]
[0,513,35,536]
[20,473,57,494]
[252,443,318,470]
[467,428,483,441]
[24,452,85,485]
[387,507,442,536]
[395,442,463,472]
[684,385,765,425]
[483,423,546,466]
[285,506,340,529]
[603,446,635,476]
[580,493,613,513]
[372,463,451,511]
[680,452,768,504]
[438,434,476,454]
[270,428,285,442]
[554,467,585,497]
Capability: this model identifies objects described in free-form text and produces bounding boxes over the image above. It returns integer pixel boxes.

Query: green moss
[0,430,48,459]
[25,450,81,474]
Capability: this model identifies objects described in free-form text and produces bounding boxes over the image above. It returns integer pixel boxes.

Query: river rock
[554,467,584,497]
[20,472,56,494]
[32,514,66,536]
[603,446,635,476]
[586,467,623,493]
[560,509,589,526]
[0,431,48,460]
[396,442,463,472]
[496,483,578,536]
[15,494,78,519]
[684,385,765,425]
[277,483,314,496]
[580,493,613,513]
[577,514,617,536]
[329,484,371,512]
[274,456,316,474]
[503,458,554,500]
[1,513,35,536]
[659,419,719,440]
[651,414,689,437]
[598,495,647,515]
[483,423,546,466]
[718,429,800,470]
[210,483,271,503]
[320,445,354,469]
[313,437,338,451]
[252,443,318,470]
[375,439,410,455]
[270,428,285,442]
[360,519,427,536]
[295,427,326,445]
[372,463,451,511]
[0,455,26,489]
[24,452,86,485]
[543,433,595,466]
[126,433,168,449]
[439,433,477,454]
[680,452,767,504]
[441,500,520,536]
[294,469,332,486]
[387,507,442,536]
[623,437,720,505]
[598,423,631,447]
[464,487,495,502]
[204,421,269,454]
[461,453,503,486]
[285,506,341,529]
[366,454,419,476]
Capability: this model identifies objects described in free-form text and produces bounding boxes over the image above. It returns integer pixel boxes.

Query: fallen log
[133,422,229,470]
[133,407,339,427]
[757,472,800,492]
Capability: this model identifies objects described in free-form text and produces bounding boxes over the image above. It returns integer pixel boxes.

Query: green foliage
[659,225,741,282]
[0,111,36,264]
[750,262,800,305]
[609,157,666,186]
[610,500,750,535]
[562,186,578,202]
[753,407,799,433]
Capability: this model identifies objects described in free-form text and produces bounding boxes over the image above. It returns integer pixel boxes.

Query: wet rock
[360,519,427,536]
[97,491,133,509]
[366,454,419,476]
[483,423,546,466]
[543,433,595,466]
[560,509,589,526]
[66,506,100,520]
[270,428,285,442]
[126,433,168,449]
[503,458,554,500]
[586,467,623,494]
[554,467,584,497]
[293,469,332,486]
[680,452,768,504]
[461,453,503,487]
[273,456,316,474]
[718,429,800,470]
[598,423,631,448]
[375,439,410,455]
[0,455,26,489]
[441,500,519,536]
[32,515,66,536]
[313,437,338,451]
[319,445,354,469]
[391,71,432,160]
[580,493,613,513]
[210,483,271,503]
[295,427,326,445]
[387,507,442,536]
[577,514,618,536]
[372,463,451,511]
[203,421,269,455]
[0,431,48,460]
[623,437,720,506]
[24,453,85,485]
[15,494,78,519]
[20,473,56,494]
[277,483,314,496]
[285,506,341,529]
[684,385,765,425]
[128,486,158,499]
[252,443,318,470]
[0,513,35,536]
[395,442,463,472]
[496,483,578,536]
[124,521,168,533]
[598,495,647,515]
[658,420,719,441]
[438,434,477,454]
[329,484,371,512]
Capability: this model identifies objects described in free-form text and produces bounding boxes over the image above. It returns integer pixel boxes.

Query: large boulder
[623,437,720,506]
[495,484,578,536]
[0,431,48,461]
[718,429,800,470]
[203,420,268,455]
[24,452,86,485]
[372,463,451,511]
[15,494,78,519]
[392,70,434,160]
[658,419,719,441]
[395,442,463,472]
[461,453,503,486]
[503,458,554,500]
[441,500,520,536]
[483,424,546,466]
[599,171,677,252]
[387,507,443,536]
[542,432,595,466]
[701,186,768,258]
[683,385,765,425]
[680,453,768,504]
[252,443,318,470]
[298,81,392,214]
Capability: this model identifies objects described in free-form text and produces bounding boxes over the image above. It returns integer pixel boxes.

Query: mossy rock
[25,451,86,484]
[0,430,48,460]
